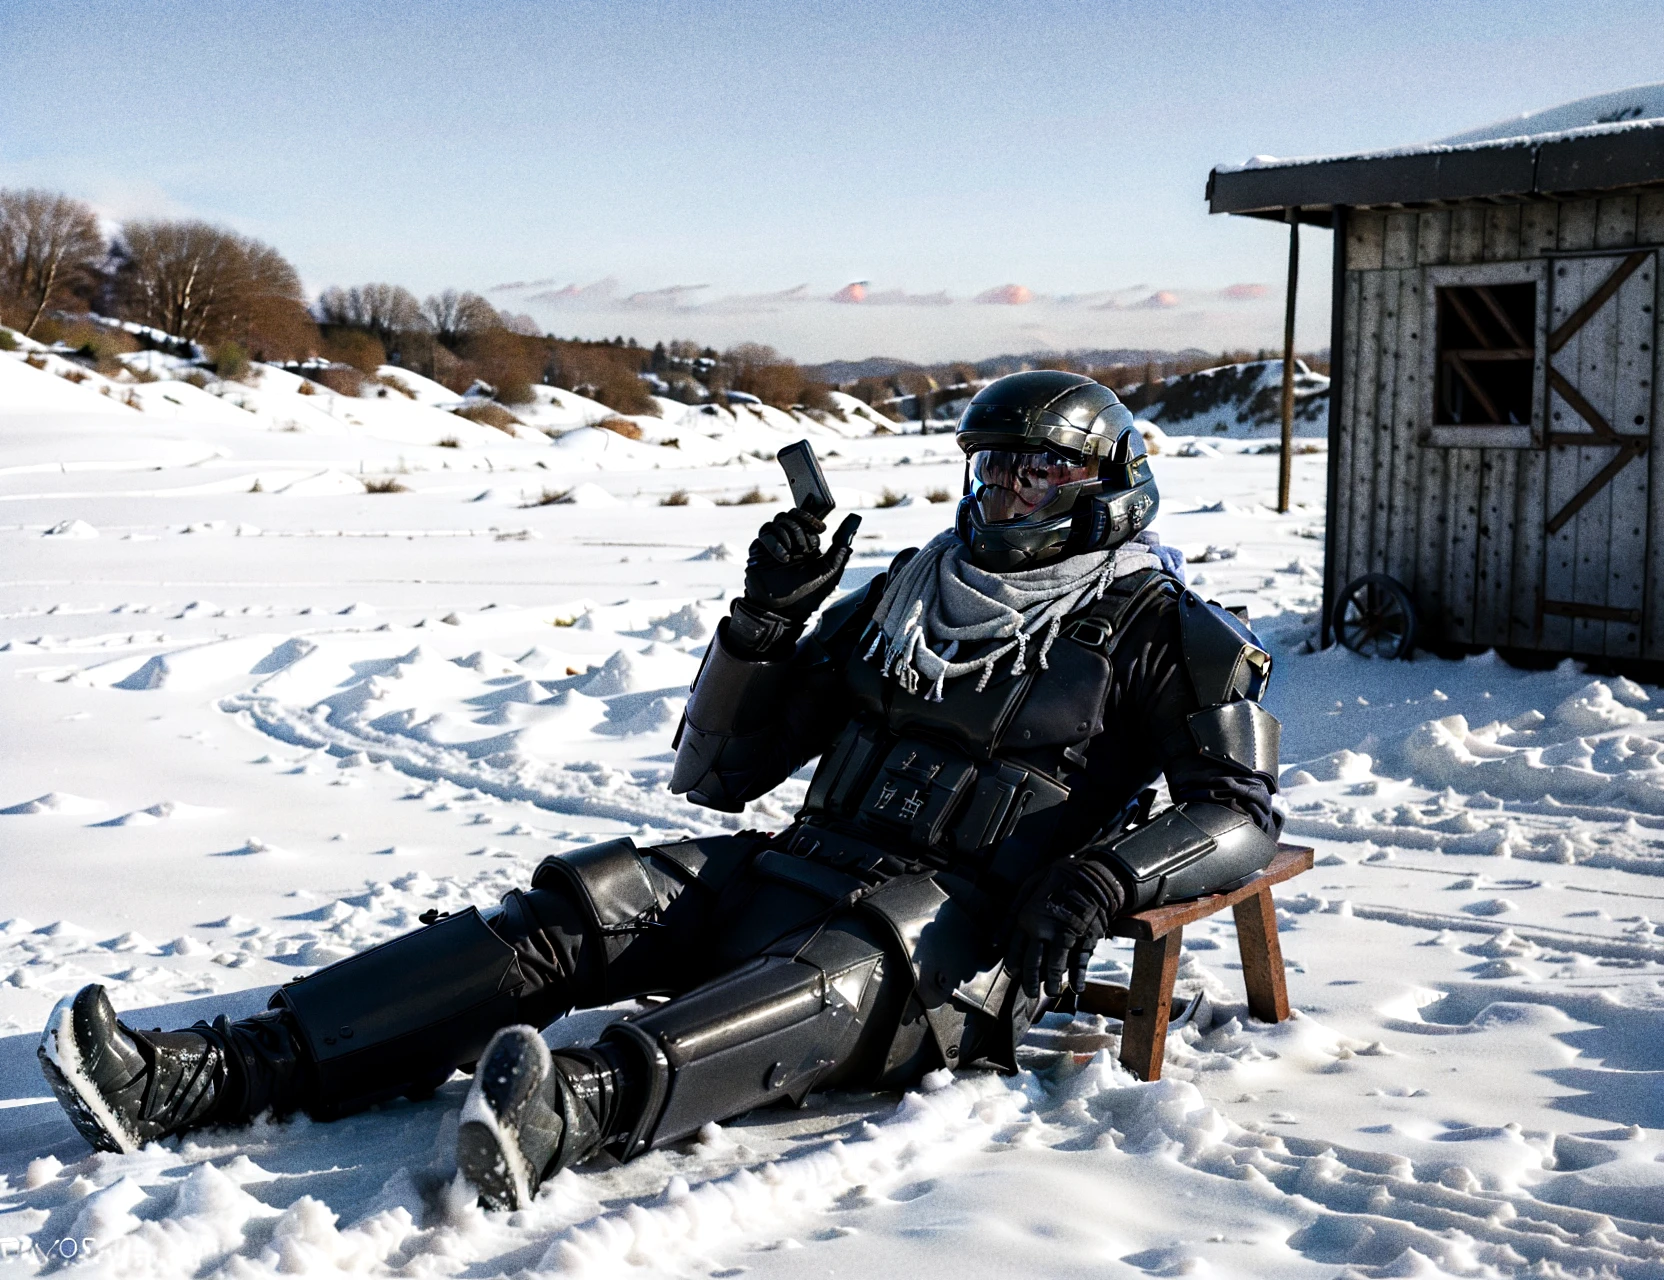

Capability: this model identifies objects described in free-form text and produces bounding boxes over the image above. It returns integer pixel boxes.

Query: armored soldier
[39,371,1281,1211]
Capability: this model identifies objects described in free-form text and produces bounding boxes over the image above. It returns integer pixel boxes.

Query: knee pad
[600,926,887,1157]
[530,835,758,1000]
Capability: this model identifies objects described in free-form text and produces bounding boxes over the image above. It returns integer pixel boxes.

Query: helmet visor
[969,447,1097,525]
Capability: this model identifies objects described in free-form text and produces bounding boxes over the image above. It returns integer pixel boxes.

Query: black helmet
[953,370,1158,572]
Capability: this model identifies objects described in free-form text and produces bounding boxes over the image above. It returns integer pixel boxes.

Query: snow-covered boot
[38,985,311,1153]
[39,985,231,1153]
[456,1025,639,1210]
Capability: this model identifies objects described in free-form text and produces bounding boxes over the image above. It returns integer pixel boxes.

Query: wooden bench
[1056,843,1314,1081]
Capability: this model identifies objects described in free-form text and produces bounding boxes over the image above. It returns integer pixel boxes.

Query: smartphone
[777,440,835,520]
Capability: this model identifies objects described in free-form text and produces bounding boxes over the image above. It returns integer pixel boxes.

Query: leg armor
[274,834,741,1119]
[272,907,527,1117]
[600,918,896,1158]
[457,918,903,1207]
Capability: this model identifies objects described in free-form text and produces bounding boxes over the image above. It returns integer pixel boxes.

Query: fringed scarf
[862,531,1165,701]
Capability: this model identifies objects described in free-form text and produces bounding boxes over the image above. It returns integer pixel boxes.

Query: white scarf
[863,532,1162,701]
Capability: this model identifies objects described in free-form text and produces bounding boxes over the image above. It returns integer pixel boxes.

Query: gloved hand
[1007,857,1126,999]
[727,509,861,656]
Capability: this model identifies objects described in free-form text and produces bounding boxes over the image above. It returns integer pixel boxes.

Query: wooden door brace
[1543,251,1652,537]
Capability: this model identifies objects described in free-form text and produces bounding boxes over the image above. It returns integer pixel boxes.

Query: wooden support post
[1119,928,1184,1081]
[1278,208,1301,513]
[1232,885,1290,1023]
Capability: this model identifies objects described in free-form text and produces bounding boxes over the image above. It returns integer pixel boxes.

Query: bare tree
[422,288,499,348]
[116,219,311,356]
[0,188,106,337]
[315,282,425,349]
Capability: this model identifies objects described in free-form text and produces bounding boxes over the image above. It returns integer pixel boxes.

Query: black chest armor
[790,568,1173,886]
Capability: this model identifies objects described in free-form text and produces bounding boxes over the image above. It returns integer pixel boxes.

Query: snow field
[3,343,1663,1276]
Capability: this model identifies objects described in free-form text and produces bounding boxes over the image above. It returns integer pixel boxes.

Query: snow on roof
[1209,82,1664,216]
[1437,80,1664,146]
[1219,81,1664,175]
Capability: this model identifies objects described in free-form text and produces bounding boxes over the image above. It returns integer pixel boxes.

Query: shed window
[1434,282,1537,426]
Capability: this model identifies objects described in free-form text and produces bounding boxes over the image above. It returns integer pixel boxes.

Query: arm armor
[668,621,798,812]
[1177,588,1272,704]
[1096,800,1279,912]
[1172,587,1280,778]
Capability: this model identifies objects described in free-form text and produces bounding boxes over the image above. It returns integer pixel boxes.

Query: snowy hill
[3,324,1664,1280]
[1133,358,1330,439]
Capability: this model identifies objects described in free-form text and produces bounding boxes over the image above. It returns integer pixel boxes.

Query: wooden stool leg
[1233,885,1290,1023]
[1119,927,1183,1082]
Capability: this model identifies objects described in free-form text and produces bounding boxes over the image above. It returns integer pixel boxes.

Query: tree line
[0,186,852,419]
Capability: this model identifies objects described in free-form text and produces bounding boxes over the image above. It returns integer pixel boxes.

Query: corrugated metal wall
[1329,193,1664,659]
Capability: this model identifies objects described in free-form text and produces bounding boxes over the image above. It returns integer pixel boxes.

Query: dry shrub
[595,417,642,440]
[876,488,907,508]
[0,328,16,350]
[453,402,520,433]
[522,487,570,507]
[296,379,317,395]
[718,486,772,506]
[545,340,659,416]
[59,320,138,377]
[59,367,88,384]
[211,340,251,381]
[378,373,415,398]
[123,388,142,409]
[24,352,47,369]
[463,327,543,405]
[314,366,364,396]
[324,329,386,376]
[437,435,461,448]
[660,489,690,506]
[363,476,408,493]
[926,487,953,503]
[725,344,833,412]
[180,369,211,388]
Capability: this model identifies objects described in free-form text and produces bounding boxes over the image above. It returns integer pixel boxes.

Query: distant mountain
[802,348,1218,384]
[801,357,924,382]
[971,348,1215,377]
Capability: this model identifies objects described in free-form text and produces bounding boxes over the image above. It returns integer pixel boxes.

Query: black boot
[37,986,308,1153]
[456,1026,639,1210]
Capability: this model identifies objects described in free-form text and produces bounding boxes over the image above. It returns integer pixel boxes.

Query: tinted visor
[970,447,1097,525]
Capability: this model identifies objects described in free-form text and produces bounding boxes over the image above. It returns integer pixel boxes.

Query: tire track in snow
[223,694,763,835]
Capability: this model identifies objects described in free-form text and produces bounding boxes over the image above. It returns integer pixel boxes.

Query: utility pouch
[951,762,1033,856]
[803,722,887,817]
[857,740,976,848]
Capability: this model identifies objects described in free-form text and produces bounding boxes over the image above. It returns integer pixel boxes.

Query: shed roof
[1208,82,1664,225]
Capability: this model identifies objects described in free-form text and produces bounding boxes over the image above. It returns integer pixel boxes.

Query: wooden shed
[1207,85,1664,670]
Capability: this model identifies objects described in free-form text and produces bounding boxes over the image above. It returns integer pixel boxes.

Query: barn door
[1540,250,1656,658]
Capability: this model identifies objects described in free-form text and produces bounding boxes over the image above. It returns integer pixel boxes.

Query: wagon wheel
[1333,573,1417,659]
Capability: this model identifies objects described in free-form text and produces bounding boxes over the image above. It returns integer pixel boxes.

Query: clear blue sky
[3,0,1661,361]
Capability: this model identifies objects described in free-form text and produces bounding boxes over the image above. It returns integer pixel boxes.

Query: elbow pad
[669,621,795,810]
[1097,801,1279,912]
[1187,700,1280,778]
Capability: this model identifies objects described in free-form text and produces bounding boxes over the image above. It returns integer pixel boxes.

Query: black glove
[1007,857,1126,999]
[728,509,861,656]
